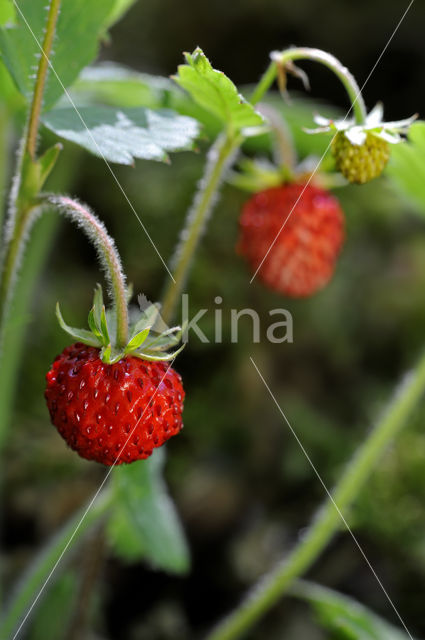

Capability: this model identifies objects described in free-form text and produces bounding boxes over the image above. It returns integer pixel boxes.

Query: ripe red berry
[45,343,184,466]
[238,183,344,297]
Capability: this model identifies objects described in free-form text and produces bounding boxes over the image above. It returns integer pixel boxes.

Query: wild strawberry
[307,105,416,184]
[331,131,390,184]
[45,344,184,466]
[45,285,185,465]
[238,183,344,297]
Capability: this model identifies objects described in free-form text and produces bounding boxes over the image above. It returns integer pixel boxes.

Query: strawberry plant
[1,1,425,639]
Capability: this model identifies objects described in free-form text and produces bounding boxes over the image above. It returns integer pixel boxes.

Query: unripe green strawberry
[332,131,390,184]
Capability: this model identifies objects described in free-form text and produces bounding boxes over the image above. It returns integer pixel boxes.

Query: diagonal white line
[12,0,176,283]
[250,356,414,639]
[11,358,177,640]
[250,0,415,284]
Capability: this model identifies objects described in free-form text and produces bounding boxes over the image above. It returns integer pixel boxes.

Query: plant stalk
[160,133,240,325]
[26,0,61,159]
[251,47,367,124]
[45,195,129,347]
[0,0,62,337]
[205,353,425,640]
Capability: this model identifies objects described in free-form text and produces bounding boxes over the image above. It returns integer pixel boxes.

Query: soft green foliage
[387,121,425,214]
[0,0,15,25]
[110,450,190,574]
[0,0,115,110]
[103,0,139,30]
[107,503,146,561]
[293,581,411,640]
[42,106,200,164]
[173,47,264,135]
[70,63,338,157]
[73,63,175,108]
[28,572,77,640]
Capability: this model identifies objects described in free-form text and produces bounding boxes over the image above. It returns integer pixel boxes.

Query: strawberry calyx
[56,284,184,365]
[305,103,417,146]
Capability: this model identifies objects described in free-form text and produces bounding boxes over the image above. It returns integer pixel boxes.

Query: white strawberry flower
[306,103,417,146]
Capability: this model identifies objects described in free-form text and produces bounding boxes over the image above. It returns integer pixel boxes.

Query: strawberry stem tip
[250,47,367,126]
[45,195,129,349]
[56,284,184,365]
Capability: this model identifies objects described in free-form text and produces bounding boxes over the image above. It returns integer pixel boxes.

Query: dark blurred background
[4,0,425,638]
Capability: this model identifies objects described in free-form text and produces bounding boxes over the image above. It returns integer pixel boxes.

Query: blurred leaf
[73,63,175,108]
[292,580,413,640]
[0,0,115,110]
[42,106,200,164]
[28,571,77,640]
[387,121,425,215]
[0,0,15,25]
[173,47,264,135]
[104,0,139,30]
[107,503,146,562]
[111,449,190,574]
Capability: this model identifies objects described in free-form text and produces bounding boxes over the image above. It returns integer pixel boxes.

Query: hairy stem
[26,0,61,159]
[0,489,112,640]
[161,134,240,325]
[0,0,62,339]
[206,353,425,640]
[251,47,367,124]
[46,195,129,347]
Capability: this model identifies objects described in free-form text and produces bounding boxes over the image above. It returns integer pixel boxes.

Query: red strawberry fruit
[45,285,185,465]
[238,183,344,297]
[45,344,184,466]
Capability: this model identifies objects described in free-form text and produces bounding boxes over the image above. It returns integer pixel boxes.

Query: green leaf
[107,504,145,562]
[56,303,101,347]
[291,580,413,640]
[41,106,200,165]
[387,121,425,215]
[111,450,190,574]
[28,572,77,640]
[103,0,139,30]
[0,0,115,110]
[0,0,15,26]
[173,47,264,135]
[73,63,176,109]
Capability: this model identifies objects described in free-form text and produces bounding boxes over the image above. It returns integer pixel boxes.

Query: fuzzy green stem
[206,353,425,640]
[160,134,240,326]
[45,195,129,348]
[0,0,62,338]
[251,47,367,124]
[0,205,38,330]
[25,0,61,159]
[0,488,112,640]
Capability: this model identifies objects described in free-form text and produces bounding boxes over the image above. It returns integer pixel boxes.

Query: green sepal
[131,302,161,337]
[101,344,125,364]
[55,285,184,366]
[56,303,101,347]
[124,327,151,353]
[88,307,103,341]
[93,284,104,331]
[142,326,183,352]
[136,342,186,362]
[100,306,110,344]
